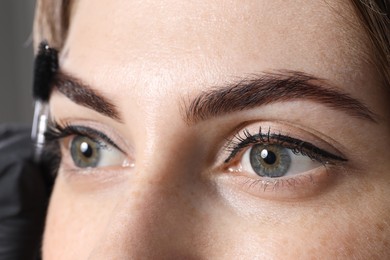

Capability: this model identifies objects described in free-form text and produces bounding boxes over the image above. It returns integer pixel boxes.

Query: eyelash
[45,122,122,152]
[44,122,126,174]
[44,122,347,180]
[224,127,347,165]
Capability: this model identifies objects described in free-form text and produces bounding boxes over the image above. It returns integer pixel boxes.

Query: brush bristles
[32,41,59,101]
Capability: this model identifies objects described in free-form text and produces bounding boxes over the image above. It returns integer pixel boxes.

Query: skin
[44,0,390,259]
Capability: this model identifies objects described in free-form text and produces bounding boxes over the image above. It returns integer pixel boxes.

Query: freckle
[320,238,326,247]
[344,245,354,257]
[376,222,385,232]
[319,233,331,247]
[281,237,289,246]
[131,191,141,198]
[361,183,375,193]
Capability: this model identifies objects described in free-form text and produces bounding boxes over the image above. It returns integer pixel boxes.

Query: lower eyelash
[240,172,319,192]
[224,127,347,164]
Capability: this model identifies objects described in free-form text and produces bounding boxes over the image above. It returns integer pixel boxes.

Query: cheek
[42,171,390,259]
[283,197,390,258]
[213,179,390,259]
[311,213,390,258]
[241,209,390,259]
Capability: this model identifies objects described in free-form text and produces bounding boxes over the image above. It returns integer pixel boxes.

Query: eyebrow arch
[184,70,377,125]
[51,71,122,122]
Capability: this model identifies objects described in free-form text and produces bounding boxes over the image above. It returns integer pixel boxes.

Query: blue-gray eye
[69,134,129,169]
[70,136,101,168]
[249,144,291,177]
[241,143,322,178]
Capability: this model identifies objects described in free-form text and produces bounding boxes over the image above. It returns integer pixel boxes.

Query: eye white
[96,144,129,168]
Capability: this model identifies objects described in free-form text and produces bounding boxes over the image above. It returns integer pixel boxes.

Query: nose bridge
[88,140,204,259]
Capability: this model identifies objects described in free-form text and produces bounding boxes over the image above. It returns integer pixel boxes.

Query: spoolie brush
[31,41,58,162]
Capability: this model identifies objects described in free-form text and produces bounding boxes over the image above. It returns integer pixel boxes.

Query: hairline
[32,0,389,88]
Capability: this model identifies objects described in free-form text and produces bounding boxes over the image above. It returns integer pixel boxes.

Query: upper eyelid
[224,128,348,164]
[46,123,125,153]
[70,126,122,152]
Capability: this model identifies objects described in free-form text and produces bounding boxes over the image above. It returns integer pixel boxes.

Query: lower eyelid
[58,151,131,179]
[216,164,338,201]
[57,165,131,192]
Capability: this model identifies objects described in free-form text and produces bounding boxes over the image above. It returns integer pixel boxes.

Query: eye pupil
[260,149,277,165]
[80,142,93,158]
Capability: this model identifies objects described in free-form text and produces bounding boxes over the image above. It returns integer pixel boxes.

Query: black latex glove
[0,124,49,260]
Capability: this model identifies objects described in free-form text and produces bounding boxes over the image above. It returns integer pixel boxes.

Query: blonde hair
[33,0,72,51]
[33,0,390,87]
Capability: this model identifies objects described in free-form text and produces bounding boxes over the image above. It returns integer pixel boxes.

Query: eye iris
[70,136,100,168]
[249,144,291,178]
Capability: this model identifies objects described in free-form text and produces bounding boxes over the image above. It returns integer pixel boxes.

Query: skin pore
[44,0,390,259]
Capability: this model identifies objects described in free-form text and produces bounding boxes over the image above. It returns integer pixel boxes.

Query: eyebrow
[51,70,376,126]
[51,71,122,121]
[184,70,376,125]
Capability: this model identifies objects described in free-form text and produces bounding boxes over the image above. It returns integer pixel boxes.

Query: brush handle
[31,101,49,163]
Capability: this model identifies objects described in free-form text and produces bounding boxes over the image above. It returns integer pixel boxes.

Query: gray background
[0,1,36,124]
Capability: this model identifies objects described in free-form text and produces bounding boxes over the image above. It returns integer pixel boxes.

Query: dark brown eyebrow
[51,70,376,126]
[51,71,122,121]
[184,70,376,125]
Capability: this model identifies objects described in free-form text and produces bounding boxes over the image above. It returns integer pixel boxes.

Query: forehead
[62,0,369,96]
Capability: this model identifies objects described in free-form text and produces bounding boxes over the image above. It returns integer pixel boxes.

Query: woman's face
[44,0,390,258]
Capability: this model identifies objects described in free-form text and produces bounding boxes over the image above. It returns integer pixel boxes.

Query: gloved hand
[0,124,50,260]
